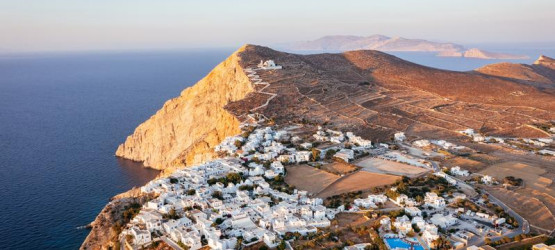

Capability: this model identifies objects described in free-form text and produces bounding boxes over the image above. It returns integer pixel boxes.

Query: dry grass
[480,161,553,196]
[320,161,359,175]
[443,156,487,173]
[486,187,555,231]
[354,157,430,178]
[285,165,340,195]
[316,171,400,198]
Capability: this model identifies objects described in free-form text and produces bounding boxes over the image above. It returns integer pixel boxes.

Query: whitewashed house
[130,227,152,246]
[424,192,446,209]
[334,149,354,162]
[451,166,469,176]
[394,132,406,141]
[481,175,493,185]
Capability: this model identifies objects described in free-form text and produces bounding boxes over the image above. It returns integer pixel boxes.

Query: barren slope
[476,56,555,84]
[228,45,555,142]
[116,45,555,170]
[115,45,254,170]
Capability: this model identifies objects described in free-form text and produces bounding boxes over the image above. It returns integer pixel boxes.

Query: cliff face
[115,46,254,170]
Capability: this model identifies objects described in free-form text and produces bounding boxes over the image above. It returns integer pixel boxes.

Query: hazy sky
[1,0,554,52]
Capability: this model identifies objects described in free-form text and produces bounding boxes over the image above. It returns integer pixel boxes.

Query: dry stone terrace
[227,45,555,144]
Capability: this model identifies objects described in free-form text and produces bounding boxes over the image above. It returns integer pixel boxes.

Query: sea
[0,49,234,249]
[0,45,553,249]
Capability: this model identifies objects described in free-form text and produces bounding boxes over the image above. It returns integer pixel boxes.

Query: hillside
[116,45,555,171]
[282,35,530,59]
[284,35,464,52]
[476,63,554,85]
[114,45,254,171]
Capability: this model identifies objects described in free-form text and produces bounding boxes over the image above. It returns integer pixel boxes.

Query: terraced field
[227,46,555,143]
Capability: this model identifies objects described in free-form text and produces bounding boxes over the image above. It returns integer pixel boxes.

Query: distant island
[280,35,529,60]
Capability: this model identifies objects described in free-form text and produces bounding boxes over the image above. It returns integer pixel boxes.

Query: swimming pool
[384,238,425,250]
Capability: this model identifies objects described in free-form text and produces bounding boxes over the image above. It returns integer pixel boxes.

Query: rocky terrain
[115,45,254,171]
[81,188,156,250]
[281,35,530,59]
[117,45,554,172]
[93,46,554,248]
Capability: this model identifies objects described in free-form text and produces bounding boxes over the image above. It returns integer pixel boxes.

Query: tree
[485,237,492,245]
[226,172,242,184]
[325,149,336,160]
[433,236,451,250]
[397,182,407,193]
[212,191,223,200]
[177,241,190,250]
[164,208,180,220]
[277,240,286,250]
[415,195,423,203]
[311,148,321,161]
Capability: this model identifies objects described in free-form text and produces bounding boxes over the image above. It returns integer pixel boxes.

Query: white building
[394,132,406,141]
[404,207,422,217]
[263,231,280,248]
[130,227,152,246]
[481,175,493,185]
[300,142,313,149]
[334,149,354,162]
[413,139,430,148]
[393,215,413,234]
[424,192,446,209]
[270,161,284,174]
[538,149,555,156]
[430,213,457,228]
[450,166,469,176]
[258,60,282,70]
[295,151,312,163]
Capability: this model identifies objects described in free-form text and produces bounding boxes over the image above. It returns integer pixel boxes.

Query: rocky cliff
[116,46,555,172]
[115,45,254,171]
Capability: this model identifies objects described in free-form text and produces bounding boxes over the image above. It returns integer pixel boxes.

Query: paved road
[466,190,529,246]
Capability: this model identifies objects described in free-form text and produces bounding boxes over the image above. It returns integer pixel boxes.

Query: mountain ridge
[115,45,554,171]
[280,35,530,59]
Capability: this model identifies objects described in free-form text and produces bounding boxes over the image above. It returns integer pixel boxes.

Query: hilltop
[475,55,555,84]
[116,45,555,171]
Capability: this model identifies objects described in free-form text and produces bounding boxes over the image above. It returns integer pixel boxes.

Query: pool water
[384,238,425,250]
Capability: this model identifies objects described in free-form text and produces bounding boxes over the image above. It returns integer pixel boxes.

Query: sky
[1,0,554,52]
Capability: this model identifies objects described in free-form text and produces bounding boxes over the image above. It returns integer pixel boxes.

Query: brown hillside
[476,59,554,85]
[116,45,555,170]
[228,45,555,142]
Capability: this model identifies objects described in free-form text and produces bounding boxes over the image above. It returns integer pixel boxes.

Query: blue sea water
[0,45,553,249]
[288,43,555,71]
[0,49,233,249]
